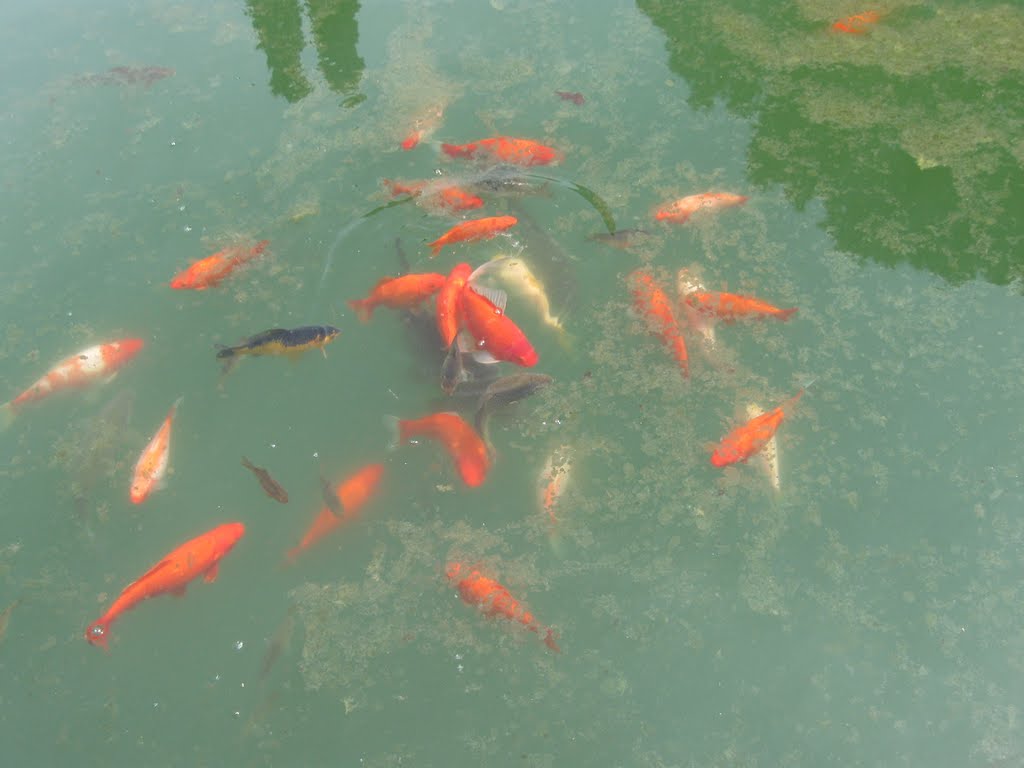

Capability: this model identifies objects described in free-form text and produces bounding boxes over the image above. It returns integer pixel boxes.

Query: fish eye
[90,625,105,637]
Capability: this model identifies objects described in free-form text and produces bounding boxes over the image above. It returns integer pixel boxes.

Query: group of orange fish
[0,19,874,649]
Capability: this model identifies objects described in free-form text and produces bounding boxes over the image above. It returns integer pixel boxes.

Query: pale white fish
[477,254,564,332]
[676,268,716,348]
[745,403,780,491]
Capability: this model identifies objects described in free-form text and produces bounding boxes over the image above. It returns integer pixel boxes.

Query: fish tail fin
[428,240,443,258]
[543,628,561,653]
[170,395,184,416]
[347,299,373,323]
[241,456,254,471]
[383,415,404,451]
[777,307,798,322]
[214,344,236,359]
[0,402,15,432]
[218,354,239,377]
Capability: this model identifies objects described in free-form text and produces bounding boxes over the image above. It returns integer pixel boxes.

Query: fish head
[509,339,539,368]
[323,326,342,342]
[105,338,145,368]
[129,481,147,505]
[215,522,247,553]
[85,621,111,650]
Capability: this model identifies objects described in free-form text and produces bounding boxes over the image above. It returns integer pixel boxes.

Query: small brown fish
[259,605,296,680]
[241,457,289,503]
[555,90,585,105]
[0,598,22,645]
[474,373,554,440]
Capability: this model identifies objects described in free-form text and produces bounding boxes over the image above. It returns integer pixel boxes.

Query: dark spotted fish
[216,325,341,374]
[242,457,289,503]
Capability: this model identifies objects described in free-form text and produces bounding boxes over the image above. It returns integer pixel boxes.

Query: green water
[1,0,1022,765]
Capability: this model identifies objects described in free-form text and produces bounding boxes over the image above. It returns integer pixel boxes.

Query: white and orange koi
[745,402,781,491]
[1,338,145,429]
[130,397,183,504]
[538,444,573,527]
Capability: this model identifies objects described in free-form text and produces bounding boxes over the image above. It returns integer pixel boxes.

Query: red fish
[446,562,560,652]
[441,137,563,167]
[686,291,798,323]
[2,338,144,424]
[399,104,445,150]
[630,271,689,379]
[387,412,489,487]
[285,463,385,563]
[130,396,182,504]
[831,10,883,34]
[555,91,585,105]
[428,216,518,257]
[348,273,447,322]
[170,240,269,290]
[383,178,426,197]
[437,263,473,348]
[84,522,245,650]
[383,180,484,213]
[459,283,539,367]
[710,390,804,467]
[654,193,748,224]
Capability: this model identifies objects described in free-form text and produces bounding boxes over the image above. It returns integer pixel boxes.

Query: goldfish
[473,255,564,333]
[85,521,245,650]
[831,10,883,34]
[348,274,447,322]
[386,412,489,487]
[710,390,804,467]
[675,268,717,350]
[459,283,539,368]
[382,180,484,214]
[129,396,182,504]
[285,463,385,563]
[537,444,572,527]
[474,373,553,441]
[686,291,797,323]
[242,456,289,503]
[1,338,144,428]
[169,240,269,290]
[442,137,563,167]
[427,216,518,257]
[445,563,560,652]
[437,263,473,348]
[555,90,584,105]
[399,103,445,150]
[654,193,748,223]
[216,326,340,374]
[630,271,689,380]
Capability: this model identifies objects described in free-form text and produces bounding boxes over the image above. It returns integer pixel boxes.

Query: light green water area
[1,0,1023,765]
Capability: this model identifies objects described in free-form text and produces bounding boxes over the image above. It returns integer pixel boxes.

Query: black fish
[242,457,289,503]
[474,373,554,438]
[216,325,341,374]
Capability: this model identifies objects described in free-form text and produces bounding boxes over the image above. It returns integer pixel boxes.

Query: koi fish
[445,562,560,652]
[686,291,797,323]
[745,403,780,490]
[216,325,340,375]
[382,180,484,214]
[130,396,182,504]
[386,412,489,487]
[630,271,689,379]
[555,91,584,105]
[459,284,539,368]
[474,373,553,440]
[285,463,385,563]
[441,137,563,167]
[831,10,883,34]
[348,274,447,322]
[473,255,564,333]
[1,338,144,428]
[427,216,518,257]
[654,193,748,224]
[675,268,717,350]
[169,240,269,290]
[242,456,289,503]
[437,263,473,348]
[537,444,572,526]
[85,521,245,650]
[710,390,804,467]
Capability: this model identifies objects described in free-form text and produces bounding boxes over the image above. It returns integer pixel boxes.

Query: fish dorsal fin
[133,558,175,585]
[468,255,511,283]
[468,284,507,313]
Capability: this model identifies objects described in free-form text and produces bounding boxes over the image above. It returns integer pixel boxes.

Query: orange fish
[130,396,183,504]
[285,463,385,563]
[399,104,445,150]
[382,180,483,214]
[383,178,426,197]
[710,390,804,467]
[441,137,563,167]
[428,216,518,257]
[831,10,883,34]
[347,273,447,323]
[2,338,144,426]
[630,271,689,379]
[169,240,269,290]
[84,521,245,650]
[459,283,539,368]
[538,445,573,527]
[446,562,560,652]
[654,193,748,223]
[437,263,473,348]
[686,292,798,323]
[387,412,489,487]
